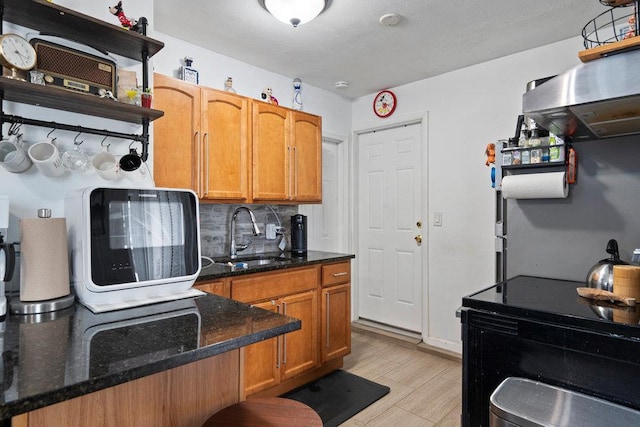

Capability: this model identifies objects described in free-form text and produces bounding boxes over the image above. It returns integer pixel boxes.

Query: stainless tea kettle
[586,239,628,292]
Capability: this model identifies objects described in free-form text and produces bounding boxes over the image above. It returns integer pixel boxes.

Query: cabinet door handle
[287,146,292,199]
[281,301,287,365]
[332,272,348,277]
[194,131,201,197]
[293,146,298,198]
[326,292,331,348]
[204,133,210,196]
[275,301,281,368]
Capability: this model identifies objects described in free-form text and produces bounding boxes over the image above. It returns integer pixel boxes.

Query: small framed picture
[181,66,199,84]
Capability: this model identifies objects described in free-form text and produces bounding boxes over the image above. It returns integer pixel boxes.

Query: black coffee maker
[290,214,307,255]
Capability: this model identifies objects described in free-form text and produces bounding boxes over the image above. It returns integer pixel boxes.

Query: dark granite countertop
[196,250,355,282]
[0,293,300,419]
[462,275,640,339]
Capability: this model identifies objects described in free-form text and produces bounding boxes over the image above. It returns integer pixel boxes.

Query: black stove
[464,275,640,334]
[461,275,640,426]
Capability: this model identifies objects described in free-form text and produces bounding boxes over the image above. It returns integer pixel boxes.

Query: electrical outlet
[266,223,277,240]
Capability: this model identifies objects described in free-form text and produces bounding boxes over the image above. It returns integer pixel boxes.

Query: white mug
[92,150,120,181]
[0,134,32,174]
[28,137,66,177]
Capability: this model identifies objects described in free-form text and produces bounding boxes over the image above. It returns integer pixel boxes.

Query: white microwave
[65,186,203,313]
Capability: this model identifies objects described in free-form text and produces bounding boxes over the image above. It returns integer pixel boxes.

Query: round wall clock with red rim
[373,90,397,118]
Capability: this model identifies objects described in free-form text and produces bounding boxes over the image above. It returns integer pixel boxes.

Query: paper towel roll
[20,216,70,301]
[502,171,568,199]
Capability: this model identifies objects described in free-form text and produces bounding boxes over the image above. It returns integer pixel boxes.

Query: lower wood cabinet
[241,291,318,396]
[321,261,352,363]
[194,279,230,298]
[195,260,350,397]
[231,267,318,397]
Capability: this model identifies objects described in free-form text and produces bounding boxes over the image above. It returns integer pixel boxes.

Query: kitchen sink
[213,254,294,268]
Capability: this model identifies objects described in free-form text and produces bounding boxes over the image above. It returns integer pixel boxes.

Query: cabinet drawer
[322,262,351,286]
[232,267,318,303]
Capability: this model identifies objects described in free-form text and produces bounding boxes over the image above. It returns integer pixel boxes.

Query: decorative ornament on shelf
[292,78,303,110]
[224,77,236,93]
[108,1,142,33]
[261,86,278,105]
[180,57,199,84]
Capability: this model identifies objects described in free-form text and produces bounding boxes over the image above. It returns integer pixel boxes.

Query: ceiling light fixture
[261,0,329,28]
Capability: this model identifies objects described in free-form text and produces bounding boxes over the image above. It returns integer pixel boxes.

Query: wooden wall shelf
[0,78,163,124]
[0,0,164,60]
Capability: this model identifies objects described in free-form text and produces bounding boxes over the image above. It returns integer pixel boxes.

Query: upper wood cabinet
[201,90,250,200]
[291,111,322,202]
[252,102,291,201]
[153,74,200,192]
[153,73,250,202]
[153,74,321,203]
[252,105,322,203]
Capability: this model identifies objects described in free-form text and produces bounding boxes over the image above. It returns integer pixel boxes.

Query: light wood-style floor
[340,328,462,426]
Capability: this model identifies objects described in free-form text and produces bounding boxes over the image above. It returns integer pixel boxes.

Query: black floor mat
[281,370,390,427]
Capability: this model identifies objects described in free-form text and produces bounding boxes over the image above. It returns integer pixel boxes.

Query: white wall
[351,36,587,352]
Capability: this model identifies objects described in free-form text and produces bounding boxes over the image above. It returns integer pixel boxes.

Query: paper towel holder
[9,208,75,315]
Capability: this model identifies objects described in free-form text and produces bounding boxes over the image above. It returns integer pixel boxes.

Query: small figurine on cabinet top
[109,1,142,33]
[292,78,303,110]
[224,77,236,93]
[180,57,199,84]
[261,86,278,105]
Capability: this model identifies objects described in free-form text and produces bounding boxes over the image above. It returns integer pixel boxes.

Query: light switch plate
[433,212,442,227]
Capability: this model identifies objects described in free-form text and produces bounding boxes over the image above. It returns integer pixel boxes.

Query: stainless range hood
[522,49,640,141]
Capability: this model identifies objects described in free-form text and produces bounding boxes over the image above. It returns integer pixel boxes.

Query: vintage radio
[30,39,117,96]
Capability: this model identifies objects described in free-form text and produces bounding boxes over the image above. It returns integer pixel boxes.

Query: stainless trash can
[489,377,640,427]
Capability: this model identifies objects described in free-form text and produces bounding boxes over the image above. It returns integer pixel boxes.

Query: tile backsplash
[199,204,298,258]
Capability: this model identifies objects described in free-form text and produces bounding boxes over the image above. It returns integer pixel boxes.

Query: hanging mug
[28,137,66,177]
[92,147,120,181]
[119,148,148,182]
[0,134,32,174]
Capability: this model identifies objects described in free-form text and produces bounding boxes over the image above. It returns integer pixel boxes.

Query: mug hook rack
[0,113,149,160]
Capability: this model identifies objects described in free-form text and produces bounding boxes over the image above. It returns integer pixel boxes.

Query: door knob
[414,234,422,245]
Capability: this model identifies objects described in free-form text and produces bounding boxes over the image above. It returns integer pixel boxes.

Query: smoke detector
[379,13,402,26]
[335,81,349,89]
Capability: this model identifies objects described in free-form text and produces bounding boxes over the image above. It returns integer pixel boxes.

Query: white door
[300,138,347,253]
[357,123,423,333]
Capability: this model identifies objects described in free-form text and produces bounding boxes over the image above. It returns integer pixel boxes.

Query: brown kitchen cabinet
[291,111,323,202]
[231,267,319,397]
[251,102,290,201]
[153,73,250,202]
[321,262,352,362]
[153,74,320,203]
[252,103,322,203]
[194,279,231,298]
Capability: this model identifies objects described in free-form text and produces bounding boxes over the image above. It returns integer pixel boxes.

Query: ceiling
[154,0,608,99]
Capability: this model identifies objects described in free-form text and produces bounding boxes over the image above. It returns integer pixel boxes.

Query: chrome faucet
[230,207,262,259]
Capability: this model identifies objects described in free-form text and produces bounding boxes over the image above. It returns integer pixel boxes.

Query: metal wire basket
[583,1,638,48]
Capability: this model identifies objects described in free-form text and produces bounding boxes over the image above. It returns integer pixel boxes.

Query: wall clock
[373,90,397,118]
[0,34,37,80]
